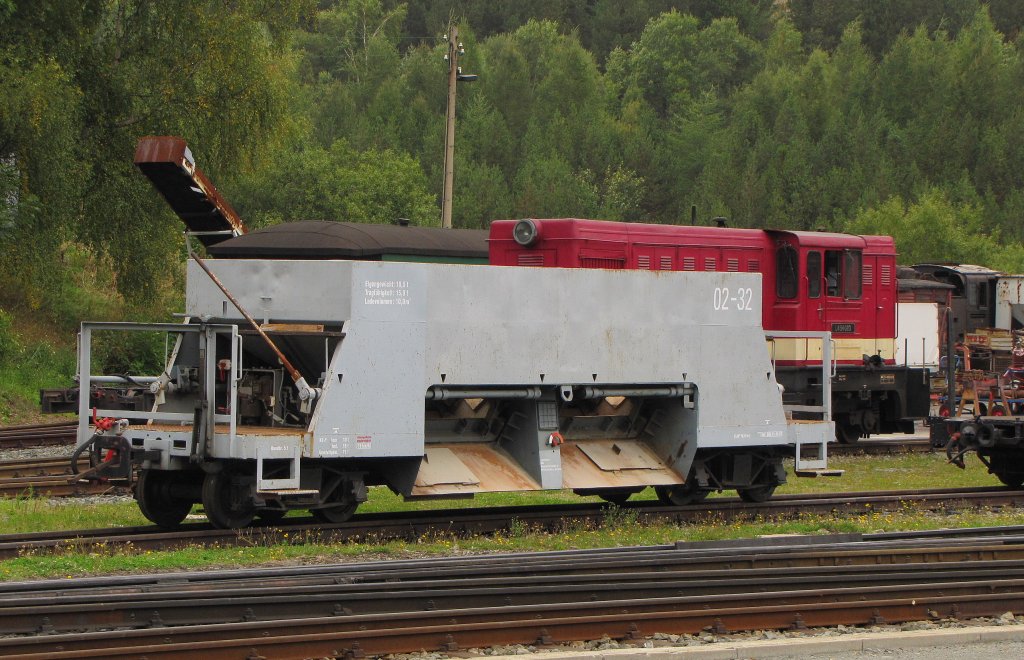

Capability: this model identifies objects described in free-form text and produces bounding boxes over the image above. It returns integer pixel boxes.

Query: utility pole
[441,26,459,229]
[440,26,476,228]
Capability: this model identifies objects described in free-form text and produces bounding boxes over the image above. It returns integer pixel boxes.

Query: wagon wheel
[312,499,358,524]
[136,469,193,529]
[202,470,255,529]
[737,484,777,503]
[990,454,1024,489]
[996,472,1024,488]
[255,509,288,524]
[655,482,709,506]
[311,479,360,524]
[594,487,644,506]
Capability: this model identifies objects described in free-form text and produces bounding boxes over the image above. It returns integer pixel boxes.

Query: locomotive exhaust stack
[72,259,838,528]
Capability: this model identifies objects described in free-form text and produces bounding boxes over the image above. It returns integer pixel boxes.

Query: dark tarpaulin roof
[897,277,955,291]
[207,221,489,260]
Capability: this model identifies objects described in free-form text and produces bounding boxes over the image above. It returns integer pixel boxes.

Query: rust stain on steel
[133,423,306,437]
[134,136,247,244]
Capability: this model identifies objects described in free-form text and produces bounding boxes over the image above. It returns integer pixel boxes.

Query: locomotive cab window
[824,249,862,299]
[843,250,862,299]
[824,251,841,296]
[976,281,989,309]
[776,244,798,299]
[807,251,821,298]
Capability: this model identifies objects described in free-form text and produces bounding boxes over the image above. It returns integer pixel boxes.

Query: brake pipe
[187,240,319,403]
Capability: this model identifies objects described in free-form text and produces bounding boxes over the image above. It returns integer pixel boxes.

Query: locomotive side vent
[660,256,672,270]
[517,253,544,267]
[727,258,739,272]
[881,265,891,286]
[747,259,759,272]
[683,257,696,271]
[863,263,874,286]
[580,257,625,269]
[704,257,716,270]
[638,255,651,270]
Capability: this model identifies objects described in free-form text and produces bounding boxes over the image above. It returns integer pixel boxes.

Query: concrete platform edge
[483,624,1024,659]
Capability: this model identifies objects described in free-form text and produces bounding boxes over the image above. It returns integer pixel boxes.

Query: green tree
[233,139,437,226]
[0,0,312,321]
[844,188,1024,272]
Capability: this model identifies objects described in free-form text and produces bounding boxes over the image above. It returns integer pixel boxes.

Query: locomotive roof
[912,263,1001,276]
[207,221,489,260]
[493,218,887,250]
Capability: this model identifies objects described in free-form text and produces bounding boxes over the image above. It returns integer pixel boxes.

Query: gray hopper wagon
[73,259,836,528]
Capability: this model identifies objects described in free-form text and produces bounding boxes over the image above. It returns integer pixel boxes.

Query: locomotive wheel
[655,483,709,506]
[136,469,193,529]
[737,484,777,503]
[202,471,255,529]
[835,419,860,444]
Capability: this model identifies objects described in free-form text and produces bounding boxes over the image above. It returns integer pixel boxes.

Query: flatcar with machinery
[67,138,841,529]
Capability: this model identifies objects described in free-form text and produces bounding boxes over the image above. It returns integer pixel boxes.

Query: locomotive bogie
[75,260,835,528]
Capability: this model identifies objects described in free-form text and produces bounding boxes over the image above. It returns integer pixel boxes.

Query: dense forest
[3,1,1024,413]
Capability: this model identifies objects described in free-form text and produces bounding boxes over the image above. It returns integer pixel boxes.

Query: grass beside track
[0,452,1017,582]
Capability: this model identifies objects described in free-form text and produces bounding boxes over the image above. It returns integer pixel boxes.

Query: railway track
[0,456,82,479]
[0,475,122,498]
[1,527,1023,658]
[0,486,1021,560]
[0,421,76,449]
[0,456,124,498]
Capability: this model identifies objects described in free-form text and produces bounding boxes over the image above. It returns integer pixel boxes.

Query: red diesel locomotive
[489,218,931,443]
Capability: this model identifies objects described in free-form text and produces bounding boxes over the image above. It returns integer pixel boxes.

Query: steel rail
[0,457,83,479]
[0,486,1022,558]
[5,526,1023,603]
[1,576,1022,658]
[2,556,1024,635]
[5,532,1024,601]
[0,457,125,498]
[0,421,78,435]
[0,476,120,498]
[0,422,77,449]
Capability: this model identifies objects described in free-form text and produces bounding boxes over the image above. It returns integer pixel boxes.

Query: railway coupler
[945,431,969,469]
[70,413,139,483]
[945,418,1004,469]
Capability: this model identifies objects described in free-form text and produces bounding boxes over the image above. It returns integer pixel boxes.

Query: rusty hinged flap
[577,439,666,471]
[560,441,683,490]
[134,136,247,246]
